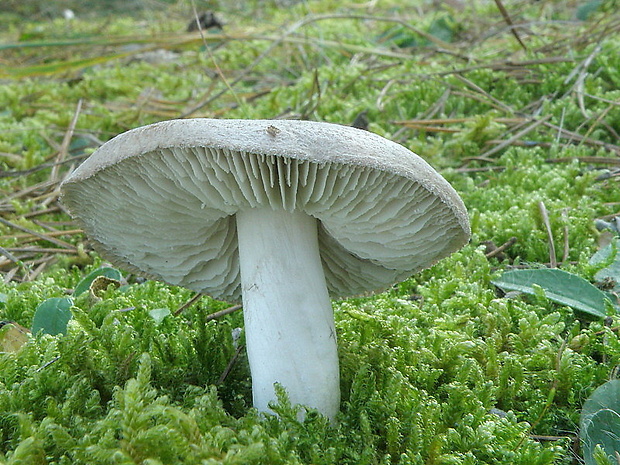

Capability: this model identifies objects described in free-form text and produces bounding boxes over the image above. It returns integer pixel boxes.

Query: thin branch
[206,304,243,322]
[217,344,245,385]
[173,292,203,316]
[485,236,517,259]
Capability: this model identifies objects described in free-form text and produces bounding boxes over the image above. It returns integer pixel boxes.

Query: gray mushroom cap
[61,118,470,302]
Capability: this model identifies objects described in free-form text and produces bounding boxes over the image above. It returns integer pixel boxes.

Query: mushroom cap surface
[61,119,470,301]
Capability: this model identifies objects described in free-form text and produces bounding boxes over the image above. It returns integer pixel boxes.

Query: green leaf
[577,0,603,20]
[428,16,455,43]
[74,267,122,297]
[31,297,73,336]
[491,268,614,318]
[375,26,420,48]
[149,308,171,326]
[580,380,620,465]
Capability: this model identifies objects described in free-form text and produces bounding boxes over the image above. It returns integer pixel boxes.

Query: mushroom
[60,119,470,421]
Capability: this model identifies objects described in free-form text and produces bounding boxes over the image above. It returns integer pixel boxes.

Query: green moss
[1,0,620,462]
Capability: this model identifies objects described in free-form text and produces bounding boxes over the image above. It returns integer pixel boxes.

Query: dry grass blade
[400,125,461,133]
[534,15,620,55]
[50,99,83,183]
[3,247,80,254]
[493,0,527,51]
[562,44,602,117]
[1,181,58,213]
[0,217,76,250]
[0,155,90,179]
[180,31,287,116]
[2,267,19,284]
[394,117,527,135]
[456,166,505,173]
[435,57,575,77]
[538,201,557,268]
[578,105,615,147]
[24,260,52,282]
[396,117,527,126]
[22,207,63,219]
[1,50,146,78]
[0,246,21,265]
[181,13,422,117]
[479,115,552,158]
[543,121,620,155]
[561,209,570,263]
[0,228,82,243]
[453,74,515,114]
[189,0,246,117]
[546,157,620,166]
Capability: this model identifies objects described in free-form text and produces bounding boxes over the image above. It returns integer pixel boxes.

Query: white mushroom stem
[236,207,340,421]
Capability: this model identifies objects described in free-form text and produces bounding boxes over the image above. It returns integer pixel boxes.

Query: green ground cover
[1,0,619,463]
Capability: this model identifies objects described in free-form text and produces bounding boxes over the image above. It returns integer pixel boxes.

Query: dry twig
[174,292,204,316]
[485,237,517,259]
[206,304,243,322]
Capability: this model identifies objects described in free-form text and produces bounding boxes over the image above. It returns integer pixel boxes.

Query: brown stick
[217,344,245,385]
[485,237,517,259]
[206,304,243,322]
[493,0,527,51]
[173,292,203,316]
